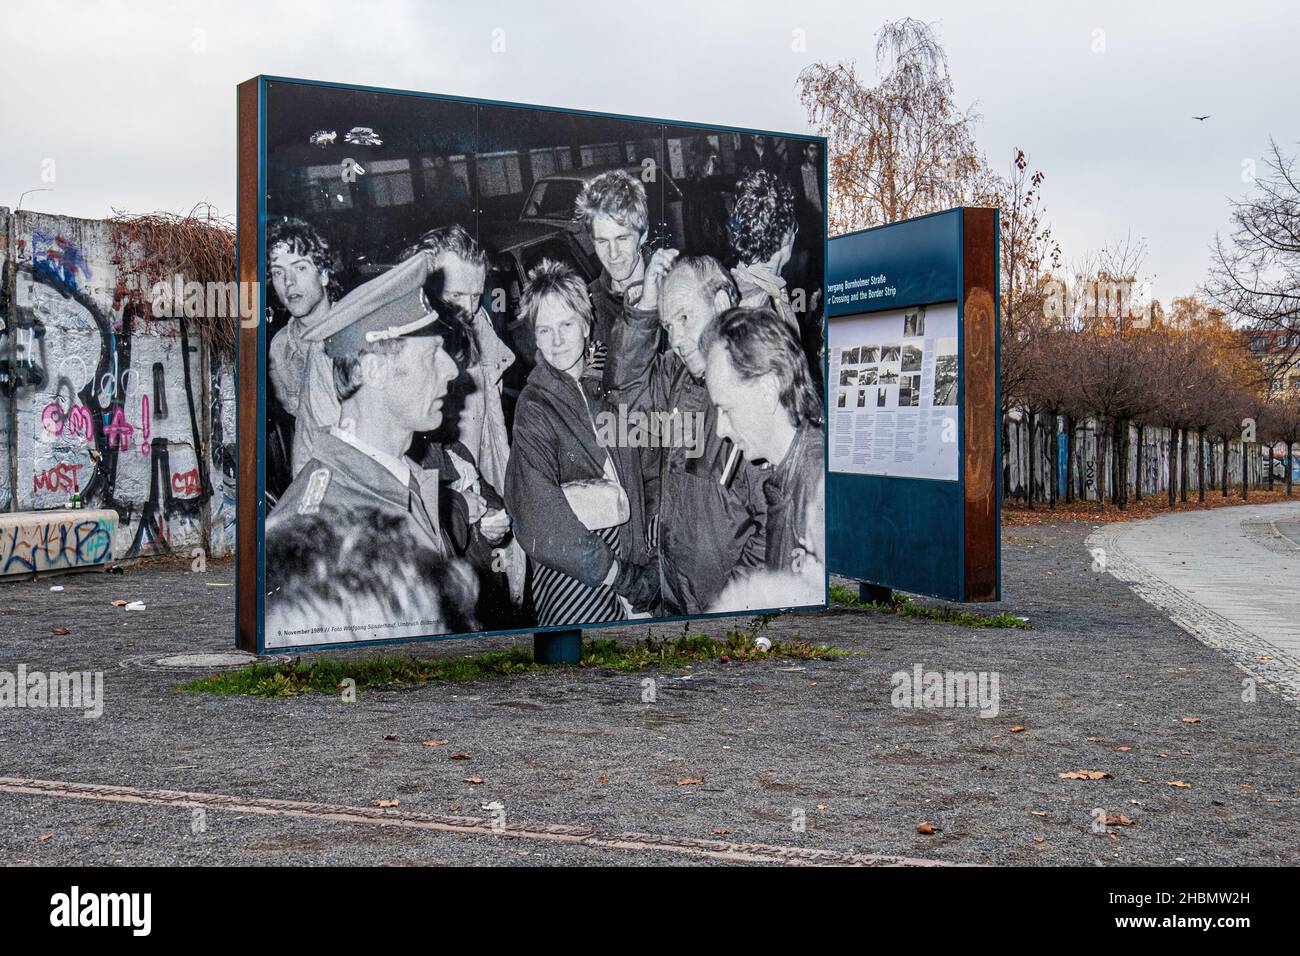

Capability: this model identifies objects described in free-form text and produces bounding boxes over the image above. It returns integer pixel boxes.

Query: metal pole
[534,629,582,665]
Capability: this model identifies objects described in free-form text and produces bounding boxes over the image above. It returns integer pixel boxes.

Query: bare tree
[797,17,993,233]
[1204,138,1300,374]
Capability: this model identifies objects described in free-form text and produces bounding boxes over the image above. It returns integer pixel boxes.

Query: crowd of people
[261,160,826,646]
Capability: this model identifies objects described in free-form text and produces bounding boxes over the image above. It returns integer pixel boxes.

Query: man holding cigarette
[605,254,768,615]
[700,305,824,580]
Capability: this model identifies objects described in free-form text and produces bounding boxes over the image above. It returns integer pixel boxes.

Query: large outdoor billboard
[236,76,828,653]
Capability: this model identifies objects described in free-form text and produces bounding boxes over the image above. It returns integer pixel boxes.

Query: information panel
[829,302,959,481]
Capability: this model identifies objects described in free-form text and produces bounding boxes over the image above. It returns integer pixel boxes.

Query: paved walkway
[1091,500,1300,705]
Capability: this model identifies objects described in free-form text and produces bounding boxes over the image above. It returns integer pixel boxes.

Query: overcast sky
[1,0,1293,301]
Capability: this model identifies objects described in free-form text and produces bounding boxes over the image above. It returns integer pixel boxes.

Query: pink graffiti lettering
[103,406,134,451]
[33,463,83,495]
[41,402,95,439]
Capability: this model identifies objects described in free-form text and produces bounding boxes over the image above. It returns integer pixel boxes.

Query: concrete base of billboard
[534,630,582,665]
[0,509,117,577]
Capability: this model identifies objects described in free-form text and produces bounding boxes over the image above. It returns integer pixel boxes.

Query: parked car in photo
[516,163,685,255]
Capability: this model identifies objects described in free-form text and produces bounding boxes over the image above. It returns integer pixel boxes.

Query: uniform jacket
[290,339,341,477]
[269,429,452,560]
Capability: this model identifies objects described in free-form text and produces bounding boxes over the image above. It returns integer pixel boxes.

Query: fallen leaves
[674,777,705,787]
[371,799,399,808]
[916,821,937,835]
[382,733,397,741]
[1010,725,1026,733]
[1030,810,1048,817]
[110,600,130,607]
[711,827,729,836]
[51,627,71,636]
[1167,780,1193,789]
[1181,717,1202,724]
[1103,813,1137,826]
[598,774,609,784]
[1033,836,1046,844]
[39,833,53,842]
[1058,770,1113,780]
[463,777,484,785]
[449,753,472,760]
[420,739,449,748]
[1117,746,1132,753]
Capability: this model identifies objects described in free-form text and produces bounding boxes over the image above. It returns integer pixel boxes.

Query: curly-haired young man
[726,170,800,334]
[266,215,341,475]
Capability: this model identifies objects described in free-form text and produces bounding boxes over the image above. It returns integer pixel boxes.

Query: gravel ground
[0,520,1297,866]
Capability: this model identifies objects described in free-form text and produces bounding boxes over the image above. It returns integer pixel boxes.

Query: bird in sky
[1193,115,1211,121]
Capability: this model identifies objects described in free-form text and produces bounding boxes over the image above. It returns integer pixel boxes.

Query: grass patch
[829,584,1030,629]
[181,629,849,699]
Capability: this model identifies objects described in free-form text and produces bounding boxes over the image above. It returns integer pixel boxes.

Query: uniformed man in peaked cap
[267,250,463,565]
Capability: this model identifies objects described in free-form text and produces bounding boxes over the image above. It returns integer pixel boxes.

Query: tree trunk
[1097,417,1108,513]
[1026,408,1035,510]
[1135,424,1144,501]
[1167,425,1177,507]
[1001,411,1012,500]
[1114,418,1126,510]
[1221,437,1229,496]
[1065,416,1075,503]
[1049,412,1058,509]
[1180,428,1189,503]
[1198,427,1206,503]
[1242,439,1249,501]
[1288,441,1295,497]
[1267,444,1274,491]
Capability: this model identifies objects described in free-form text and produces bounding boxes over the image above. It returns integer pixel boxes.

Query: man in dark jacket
[574,168,657,375]
[604,254,769,615]
[700,305,824,579]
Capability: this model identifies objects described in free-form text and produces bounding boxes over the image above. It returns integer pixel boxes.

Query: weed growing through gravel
[182,631,850,698]
[829,585,1030,629]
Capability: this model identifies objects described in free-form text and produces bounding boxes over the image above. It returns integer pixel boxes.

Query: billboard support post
[533,630,582,665]
[859,583,892,606]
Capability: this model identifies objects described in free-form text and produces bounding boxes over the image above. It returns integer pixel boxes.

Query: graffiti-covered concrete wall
[0,208,236,566]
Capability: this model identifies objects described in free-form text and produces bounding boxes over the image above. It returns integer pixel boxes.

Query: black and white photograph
[900,372,922,407]
[860,345,880,364]
[856,388,867,407]
[840,346,859,365]
[861,368,878,386]
[837,389,848,408]
[903,307,926,338]
[876,387,888,408]
[901,343,923,373]
[933,353,959,407]
[839,368,858,386]
[257,80,827,648]
[879,368,900,385]
[879,344,901,363]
